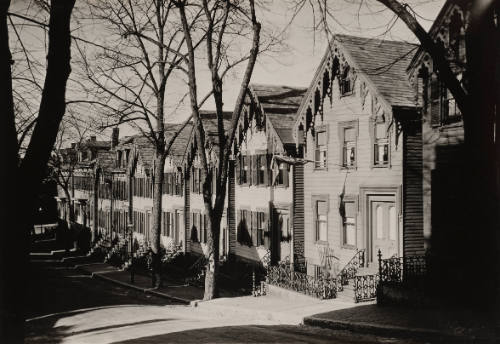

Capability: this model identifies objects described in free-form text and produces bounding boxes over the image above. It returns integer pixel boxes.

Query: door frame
[360,185,402,263]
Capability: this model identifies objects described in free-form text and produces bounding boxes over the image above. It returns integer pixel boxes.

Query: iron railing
[337,249,365,292]
[266,262,337,299]
[354,274,379,302]
[378,253,427,284]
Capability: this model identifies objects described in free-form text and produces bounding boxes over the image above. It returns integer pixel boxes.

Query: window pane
[344,127,355,142]
[318,221,327,241]
[317,131,327,146]
[317,201,327,215]
[345,202,355,217]
[375,123,386,139]
[376,205,384,239]
[389,206,397,240]
[345,218,356,246]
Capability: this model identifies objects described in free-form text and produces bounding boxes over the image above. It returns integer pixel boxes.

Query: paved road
[25,262,432,344]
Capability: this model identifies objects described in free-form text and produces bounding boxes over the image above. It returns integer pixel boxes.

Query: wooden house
[292,35,424,277]
[231,85,307,267]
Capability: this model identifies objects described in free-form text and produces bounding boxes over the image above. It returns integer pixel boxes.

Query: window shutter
[283,163,289,187]
[430,73,441,125]
[251,212,257,246]
[235,156,241,185]
[266,154,272,186]
[264,211,271,249]
[237,210,241,243]
[262,155,268,186]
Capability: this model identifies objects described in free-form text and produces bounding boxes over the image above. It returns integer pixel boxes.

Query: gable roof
[335,34,418,109]
[250,84,307,144]
[199,110,233,147]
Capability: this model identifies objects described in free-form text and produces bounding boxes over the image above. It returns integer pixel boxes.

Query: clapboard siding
[293,163,305,265]
[303,76,406,272]
[228,160,236,254]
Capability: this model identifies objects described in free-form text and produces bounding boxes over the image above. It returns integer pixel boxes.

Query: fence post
[252,268,256,297]
[378,249,382,278]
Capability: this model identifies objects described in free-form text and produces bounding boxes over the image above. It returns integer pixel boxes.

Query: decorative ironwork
[378,251,427,285]
[354,274,379,302]
[266,262,337,299]
[337,249,365,292]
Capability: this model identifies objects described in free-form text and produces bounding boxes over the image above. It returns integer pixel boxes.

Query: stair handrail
[336,249,365,292]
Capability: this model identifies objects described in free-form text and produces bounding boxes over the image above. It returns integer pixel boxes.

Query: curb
[78,266,191,305]
[303,316,489,343]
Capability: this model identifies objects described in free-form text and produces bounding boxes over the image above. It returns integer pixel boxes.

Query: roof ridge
[334,33,418,47]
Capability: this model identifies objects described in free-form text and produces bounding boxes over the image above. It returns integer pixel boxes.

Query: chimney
[111,127,119,148]
[90,136,96,142]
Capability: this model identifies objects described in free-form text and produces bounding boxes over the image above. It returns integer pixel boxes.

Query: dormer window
[340,65,353,95]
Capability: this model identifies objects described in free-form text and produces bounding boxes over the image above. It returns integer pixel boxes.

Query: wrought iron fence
[354,274,379,302]
[266,263,337,299]
[379,254,427,284]
[337,249,365,292]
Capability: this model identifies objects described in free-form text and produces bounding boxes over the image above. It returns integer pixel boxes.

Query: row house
[55,133,116,238]
[185,111,232,258]
[292,34,424,277]
[231,85,306,267]
[407,0,466,251]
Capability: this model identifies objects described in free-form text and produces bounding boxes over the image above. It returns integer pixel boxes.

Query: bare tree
[175,0,262,300]
[78,0,204,287]
[2,0,76,341]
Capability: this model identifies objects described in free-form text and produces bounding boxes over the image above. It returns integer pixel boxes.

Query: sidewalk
[304,303,497,343]
[76,262,204,304]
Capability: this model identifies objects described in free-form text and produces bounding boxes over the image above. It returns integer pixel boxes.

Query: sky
[10,0,445,143]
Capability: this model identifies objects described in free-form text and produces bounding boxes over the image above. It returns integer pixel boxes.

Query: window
[276,163,289,187]
[440,82,461,123]
[256,155,267,185]
[316,200,328,242]
[373,122,389,166]
[315,130,327,168]
[166,212,173,237]
[430,73,461,125]
[256,212,265,246]
[125,149,130,166]
[192,168,201,194]
[343,201,356,247]
[240,155,249,184]
[237,209,251,246]
[342,127,356,168]
[340,65,352,95]
[191,213,199,242]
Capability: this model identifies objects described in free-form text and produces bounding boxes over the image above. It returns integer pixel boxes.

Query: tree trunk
[151,150,165,288]
[1,0,75,342]
[204,206,221,300]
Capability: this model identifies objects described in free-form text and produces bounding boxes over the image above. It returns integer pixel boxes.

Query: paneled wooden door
[369,195,399,261]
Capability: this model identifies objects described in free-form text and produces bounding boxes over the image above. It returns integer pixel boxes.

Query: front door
[369,195,399,262]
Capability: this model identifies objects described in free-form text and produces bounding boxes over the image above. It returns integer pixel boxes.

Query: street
[25,261,435,344]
